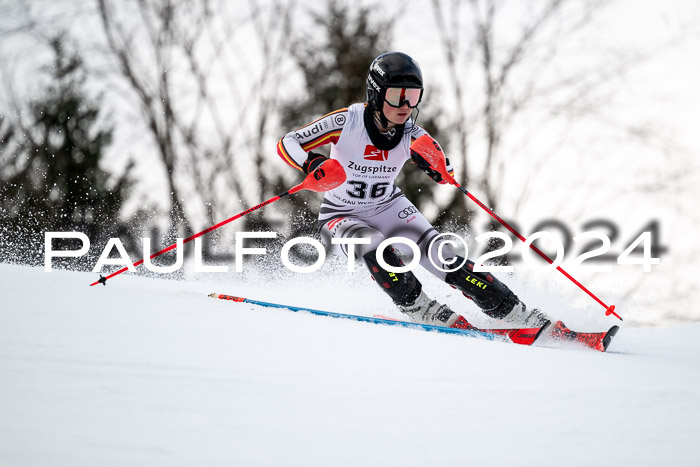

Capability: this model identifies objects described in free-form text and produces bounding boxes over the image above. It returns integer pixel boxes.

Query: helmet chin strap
[373,111,396,138]
[409,107,420,130]
[376,109,390,130]
[373,95,391,129]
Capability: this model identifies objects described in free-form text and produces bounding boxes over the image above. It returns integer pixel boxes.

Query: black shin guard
[363,248,421,307]
[444,257,519,319]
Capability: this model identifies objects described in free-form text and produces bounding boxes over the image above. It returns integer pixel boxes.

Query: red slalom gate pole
[90,160,346,286]
[411,135,622,321]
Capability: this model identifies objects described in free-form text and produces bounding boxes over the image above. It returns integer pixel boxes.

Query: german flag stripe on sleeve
[301,130,342,151]
[277,139,304,171]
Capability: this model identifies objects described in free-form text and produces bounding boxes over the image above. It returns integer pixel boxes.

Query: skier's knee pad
[363,247,422,307]
[444,257,519,319]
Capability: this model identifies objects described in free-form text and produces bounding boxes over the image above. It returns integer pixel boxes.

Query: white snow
[1,262,700,466]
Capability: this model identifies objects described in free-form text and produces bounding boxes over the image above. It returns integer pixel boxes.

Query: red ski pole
[90,159,346,286]
[411,135,622,321]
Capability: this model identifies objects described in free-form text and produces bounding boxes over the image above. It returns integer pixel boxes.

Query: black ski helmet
[366,52,424,112]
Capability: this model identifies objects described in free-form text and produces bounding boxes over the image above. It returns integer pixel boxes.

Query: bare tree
[94,0,295,241]
[96,0,205,238]
[429,0,633,225]
[430,0,697,221]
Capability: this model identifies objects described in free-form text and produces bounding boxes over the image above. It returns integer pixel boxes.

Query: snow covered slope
[1,263,699,466]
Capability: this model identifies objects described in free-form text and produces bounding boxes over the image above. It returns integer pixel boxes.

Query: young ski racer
[277,52,551,331]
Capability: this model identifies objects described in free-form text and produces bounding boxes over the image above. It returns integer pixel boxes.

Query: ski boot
[502,300,551,328]
[399,290,472,329]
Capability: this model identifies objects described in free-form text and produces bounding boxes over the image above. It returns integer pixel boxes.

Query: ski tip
[507,321,550,346]
[208,293,246,302]
[602,325,620,352]
[535,320,552,343]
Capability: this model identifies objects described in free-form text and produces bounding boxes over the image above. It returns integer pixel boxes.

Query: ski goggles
[384,87,423,108]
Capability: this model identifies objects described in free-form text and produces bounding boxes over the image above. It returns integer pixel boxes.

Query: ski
[549,320,620,352]
[208,293,548,346]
